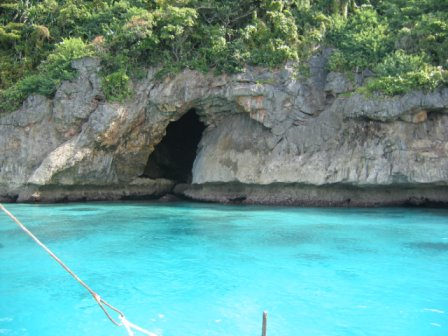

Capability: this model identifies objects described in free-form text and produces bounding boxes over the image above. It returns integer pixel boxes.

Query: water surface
[0,202,447,335]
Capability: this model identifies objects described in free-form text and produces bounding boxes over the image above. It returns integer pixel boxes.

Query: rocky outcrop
[0,56,447,205]
[176,183,448,207]
[192,96,448,186]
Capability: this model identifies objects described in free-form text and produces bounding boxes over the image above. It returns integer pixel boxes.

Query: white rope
[121,315,158,336]
[0,203,157,336]
[121,316,135,336]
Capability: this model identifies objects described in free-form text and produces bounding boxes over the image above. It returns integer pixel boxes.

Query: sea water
[0,202,447,336]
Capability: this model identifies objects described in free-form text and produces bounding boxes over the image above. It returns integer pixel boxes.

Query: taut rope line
[0,203,156,336]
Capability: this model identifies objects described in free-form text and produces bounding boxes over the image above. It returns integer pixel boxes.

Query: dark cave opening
[142,109,206,183]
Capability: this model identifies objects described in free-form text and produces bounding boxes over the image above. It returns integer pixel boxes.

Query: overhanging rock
[1,57,447,205]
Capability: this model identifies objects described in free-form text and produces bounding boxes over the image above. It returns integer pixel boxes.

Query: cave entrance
[142,109,206,183]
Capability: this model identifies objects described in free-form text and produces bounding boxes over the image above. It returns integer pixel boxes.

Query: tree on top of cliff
[0,0,447,112]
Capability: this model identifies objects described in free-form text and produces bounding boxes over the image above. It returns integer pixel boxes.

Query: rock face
[0,56,447,205]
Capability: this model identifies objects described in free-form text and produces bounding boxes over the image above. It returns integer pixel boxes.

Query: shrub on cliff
[361,50,448,95]
[326,1,448,95]
[327,6,391,72]
[0,0,447,111]
[101,69,133,102]
[0,37,93,112]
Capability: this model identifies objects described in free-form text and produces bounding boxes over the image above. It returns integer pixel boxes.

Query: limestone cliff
[0,57,447,205]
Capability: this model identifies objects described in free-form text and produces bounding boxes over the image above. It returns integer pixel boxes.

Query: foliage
[0,0,447,111]
[101,69,133,102]
[361,50,448,95]
[326,1,448,95]
[236,8,299,67]
[395,12,448,68]
[0,38,93,112]
[327,7,390,71]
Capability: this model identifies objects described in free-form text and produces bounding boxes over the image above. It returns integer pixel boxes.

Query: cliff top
[0,0,447,113]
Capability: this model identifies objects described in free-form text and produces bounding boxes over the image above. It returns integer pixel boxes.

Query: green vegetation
[361,50,447,95]
[0,0,447,111]
[326,1,448,95]
[0,37,93,111]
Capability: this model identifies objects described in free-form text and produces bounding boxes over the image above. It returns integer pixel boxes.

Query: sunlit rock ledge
[0,57,447,205]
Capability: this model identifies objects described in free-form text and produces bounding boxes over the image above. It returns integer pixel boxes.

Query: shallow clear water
[0,202,447,336]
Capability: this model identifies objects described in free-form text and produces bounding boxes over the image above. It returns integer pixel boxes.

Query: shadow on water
[405,242,448,252]
[332,237,378,254]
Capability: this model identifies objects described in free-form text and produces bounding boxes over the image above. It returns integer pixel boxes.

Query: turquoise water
[0,203,447,336]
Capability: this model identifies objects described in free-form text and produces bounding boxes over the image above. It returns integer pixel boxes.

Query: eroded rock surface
[0,56,447,205]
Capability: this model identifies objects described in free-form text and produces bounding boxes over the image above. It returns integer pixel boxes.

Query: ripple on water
[294,252,331,261]
[267,230,318,247]
[65,207,98,212]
